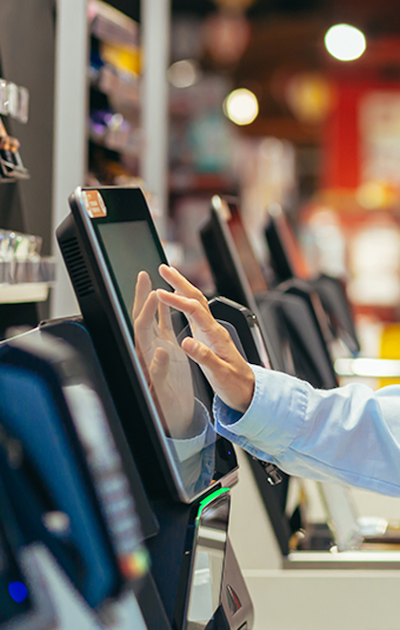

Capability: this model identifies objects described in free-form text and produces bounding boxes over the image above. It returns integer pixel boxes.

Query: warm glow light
[223,88,259,125]
[168,60,200,88]
[356,182,387,209]
[324,24,366,61]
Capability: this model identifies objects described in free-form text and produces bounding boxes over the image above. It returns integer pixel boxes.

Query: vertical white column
[141,0,170,239]
[51,0,88,318]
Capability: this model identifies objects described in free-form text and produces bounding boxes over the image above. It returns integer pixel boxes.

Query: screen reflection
[131,270,215,497]
[96,219,217,499]
[132,270,196,440]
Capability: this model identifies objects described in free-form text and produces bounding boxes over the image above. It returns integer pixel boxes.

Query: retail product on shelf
[0,81,30,181]
[88,0,139,49]
[0,78,29,123]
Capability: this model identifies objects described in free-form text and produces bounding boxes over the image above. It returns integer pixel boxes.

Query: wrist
[236,367,255,414]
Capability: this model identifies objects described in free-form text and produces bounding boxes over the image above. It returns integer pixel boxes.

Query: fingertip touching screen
[58,187,238,505]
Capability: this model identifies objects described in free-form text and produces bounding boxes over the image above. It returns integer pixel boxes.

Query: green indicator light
[196,487,230,522]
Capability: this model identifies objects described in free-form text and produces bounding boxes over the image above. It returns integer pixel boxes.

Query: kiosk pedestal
[40,316,254,630]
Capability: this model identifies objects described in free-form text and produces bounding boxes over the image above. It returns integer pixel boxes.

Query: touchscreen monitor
[57,187,238,505]
[265,205,360,354]
[200,198,259,315]
[215,196,269,297]
[200,196,279,369]
[265,204,311,283]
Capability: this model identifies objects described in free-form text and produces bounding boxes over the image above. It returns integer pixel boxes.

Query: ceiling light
[223,88,259,126]
[168,59,199,88]
[324,24,366,62]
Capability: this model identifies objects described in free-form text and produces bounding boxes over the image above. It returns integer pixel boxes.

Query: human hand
[157,264,255,414]
[132,271,195,438]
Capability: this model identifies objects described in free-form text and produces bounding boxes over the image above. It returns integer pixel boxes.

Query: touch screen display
[224,201,268,296]
[268,207,311,281]
[96,217,221,500]
[97,221,171,310]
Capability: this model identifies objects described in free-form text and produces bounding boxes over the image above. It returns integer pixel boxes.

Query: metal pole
[141,0,170,239]
[51,0,88,317]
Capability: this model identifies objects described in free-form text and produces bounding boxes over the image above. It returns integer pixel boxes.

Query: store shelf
[87,1,141,186]
[0,256,56,284]
[0,282,51,304]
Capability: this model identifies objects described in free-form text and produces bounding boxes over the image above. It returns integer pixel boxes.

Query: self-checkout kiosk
[3,185,400,630]
[200,196,338,390]
[196,195,400,630]
[199,196,341,550]
[52,185,254,630]
[264,203,360,356]
[0,468,57,630]
[0,187,255,630]
[199,195,400,565]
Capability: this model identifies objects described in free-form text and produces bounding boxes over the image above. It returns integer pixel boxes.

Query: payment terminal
[0,468,56,630]
[0,331,151,628]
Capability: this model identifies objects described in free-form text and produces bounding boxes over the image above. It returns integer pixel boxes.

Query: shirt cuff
[213,364,308,460]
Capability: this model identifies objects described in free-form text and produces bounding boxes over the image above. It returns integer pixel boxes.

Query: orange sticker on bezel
[82,190,108,218]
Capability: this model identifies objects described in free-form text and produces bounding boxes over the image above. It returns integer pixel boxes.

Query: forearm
[214,365,400,496]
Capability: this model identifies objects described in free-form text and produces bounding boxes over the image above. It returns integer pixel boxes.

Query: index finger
[157,289,221,339]
[158,264,209,310]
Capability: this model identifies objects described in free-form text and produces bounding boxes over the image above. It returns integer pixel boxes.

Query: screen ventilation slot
[60,236,95,298]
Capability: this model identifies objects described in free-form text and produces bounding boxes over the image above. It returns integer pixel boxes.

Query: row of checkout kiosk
[1,185,399,630]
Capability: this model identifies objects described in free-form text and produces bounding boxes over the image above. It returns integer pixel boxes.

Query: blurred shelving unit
[87,0,142,186]
[0,257,56,304]
[0,35,57,337]
[0,230,56,337]
[51,0,142,318]
[0,283,51,304]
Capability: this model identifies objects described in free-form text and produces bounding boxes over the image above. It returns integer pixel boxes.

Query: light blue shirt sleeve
[214,364,400,497]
